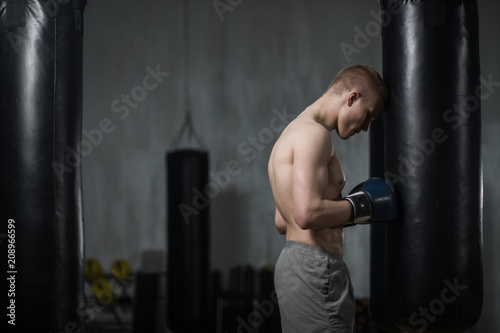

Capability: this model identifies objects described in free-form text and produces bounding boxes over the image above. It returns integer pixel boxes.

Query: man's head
[326,65,388,139]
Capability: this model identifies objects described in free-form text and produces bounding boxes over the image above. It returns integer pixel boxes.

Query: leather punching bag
[379,0,483,332]
[167,150,210,333]
[0,1,87,332]
[370,114,400,333]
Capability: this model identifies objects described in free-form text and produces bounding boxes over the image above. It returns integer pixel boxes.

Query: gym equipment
[376,1,483,332]
[111,259,132,283]
[92,278,114,306]
[369,116,399,333]
[110,258,133,311]
[343,177,397,226]
[85,258,104,283]
[134,250,166,333]
[166,0,210,331]
[91,275,126,329]
[0,1,87,331]
[167,150,210,332]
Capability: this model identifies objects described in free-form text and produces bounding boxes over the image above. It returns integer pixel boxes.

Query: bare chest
[324,152,345,200]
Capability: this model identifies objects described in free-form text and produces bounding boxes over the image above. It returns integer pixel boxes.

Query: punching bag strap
[424,0,447,27]
[73,0,87,34]
[2,0,25,28]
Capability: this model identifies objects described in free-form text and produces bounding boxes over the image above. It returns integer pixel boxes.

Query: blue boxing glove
[343,177,397,227]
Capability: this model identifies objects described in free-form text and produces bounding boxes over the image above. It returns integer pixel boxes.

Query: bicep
[292,133,331,215]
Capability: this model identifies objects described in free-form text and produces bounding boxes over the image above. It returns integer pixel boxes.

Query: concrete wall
[82,0,500,331]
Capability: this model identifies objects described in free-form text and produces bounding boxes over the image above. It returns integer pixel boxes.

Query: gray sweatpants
[274,241,356,333]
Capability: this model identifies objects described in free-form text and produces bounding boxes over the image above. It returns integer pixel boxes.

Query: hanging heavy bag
[380,0,483,332]
[0,0,87,331]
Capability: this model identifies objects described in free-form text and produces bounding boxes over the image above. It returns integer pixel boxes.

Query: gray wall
[82,0,500,331]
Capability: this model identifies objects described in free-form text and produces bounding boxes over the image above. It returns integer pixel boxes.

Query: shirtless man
[268,64,396,332]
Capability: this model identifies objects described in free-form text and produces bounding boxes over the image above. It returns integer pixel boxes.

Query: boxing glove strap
[344,192,372,225]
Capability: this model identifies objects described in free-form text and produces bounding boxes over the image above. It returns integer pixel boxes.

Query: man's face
[338,88,383,140]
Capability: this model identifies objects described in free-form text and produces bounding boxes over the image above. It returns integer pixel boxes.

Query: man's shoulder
[281,119,332,161]
[290,119,331,143]
[274,117,331,156]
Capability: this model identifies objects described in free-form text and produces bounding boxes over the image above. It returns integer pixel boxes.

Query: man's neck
[305,94,342,132]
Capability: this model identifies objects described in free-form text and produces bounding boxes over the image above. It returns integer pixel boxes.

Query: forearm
[296,199,353,230]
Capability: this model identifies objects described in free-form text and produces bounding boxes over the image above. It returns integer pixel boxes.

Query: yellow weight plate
[92,278,114,306]
[111,259,131,281]
[85,258,102,283]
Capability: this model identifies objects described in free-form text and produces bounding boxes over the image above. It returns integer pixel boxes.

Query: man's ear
[347,91,359,107]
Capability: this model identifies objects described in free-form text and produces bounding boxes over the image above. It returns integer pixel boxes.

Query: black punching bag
[381,0,483,332]
[0,1,87,332]
[167,150,210,333]
[370,114,400,333]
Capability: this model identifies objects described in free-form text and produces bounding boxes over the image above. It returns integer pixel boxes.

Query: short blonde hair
[326,64,388,107]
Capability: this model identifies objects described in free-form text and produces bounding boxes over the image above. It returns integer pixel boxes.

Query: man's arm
[292,127,352,230]
[275,207,287,235]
